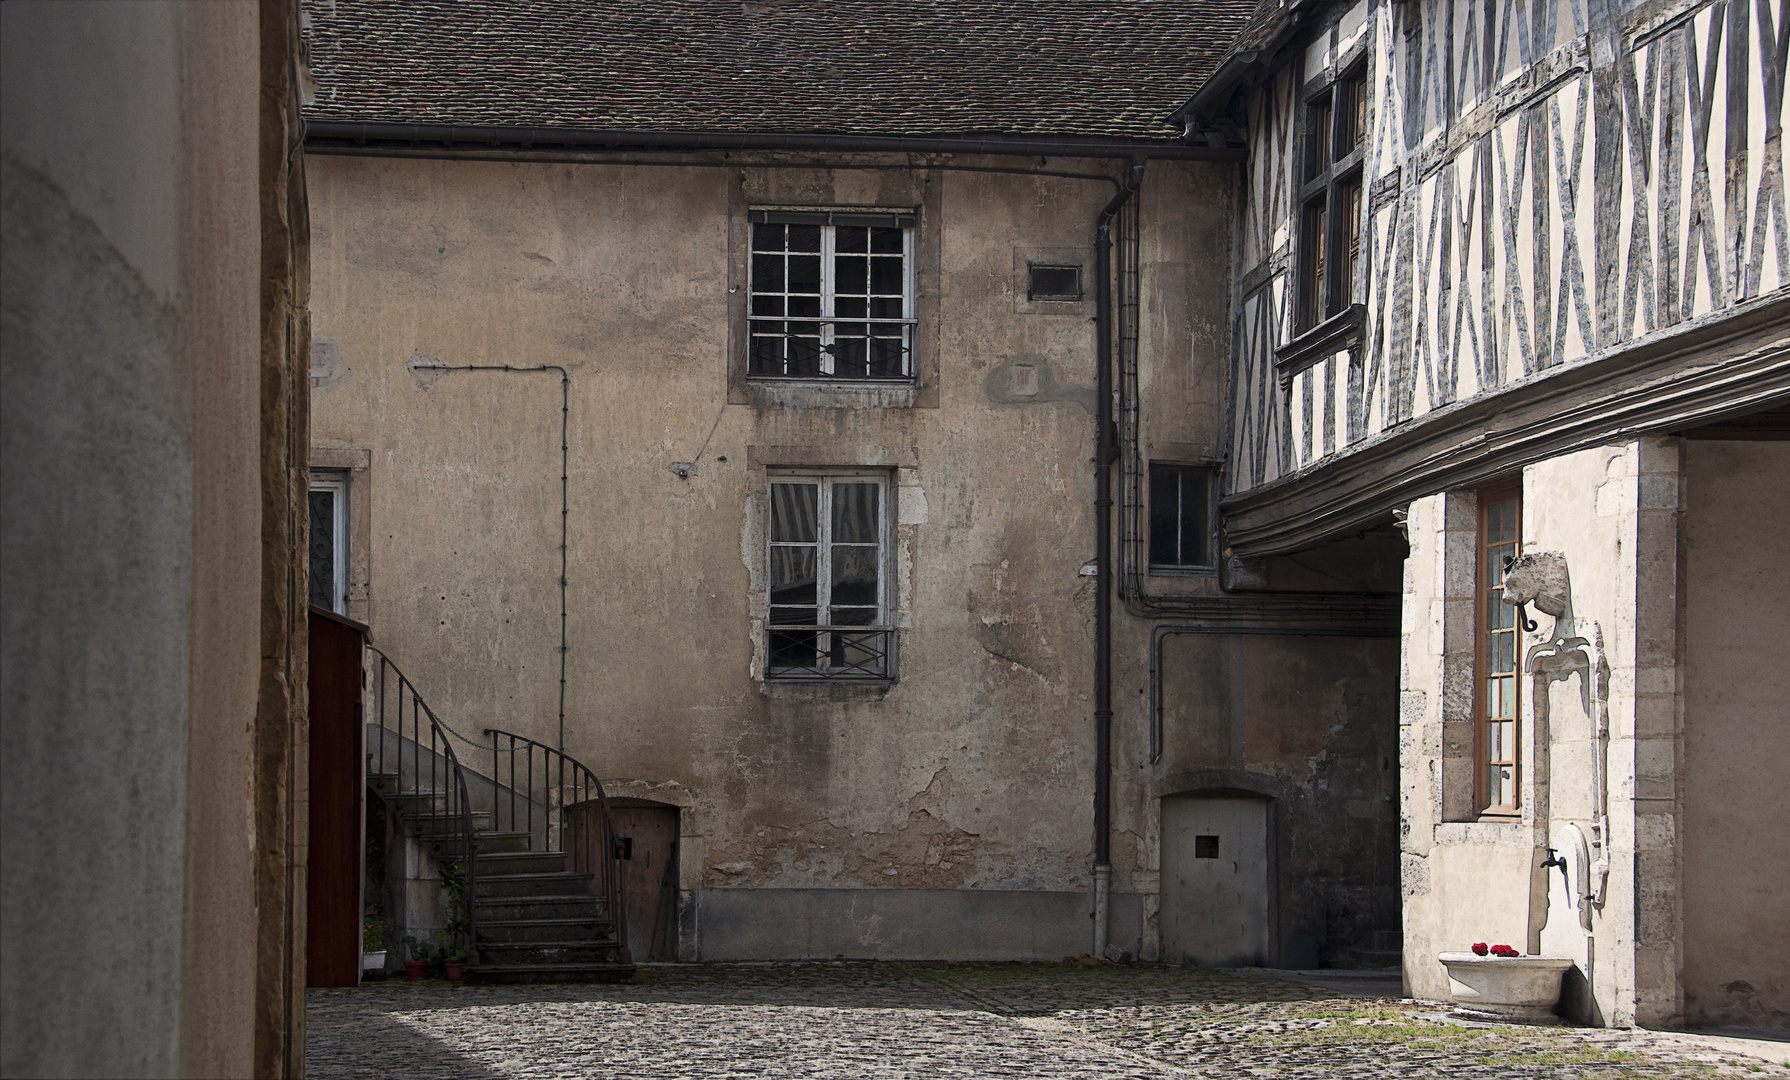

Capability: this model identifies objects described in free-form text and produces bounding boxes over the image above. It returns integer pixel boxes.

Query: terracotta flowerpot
[404,959,426,981]
[444,962,464,982]
[1438,952,1574,1021]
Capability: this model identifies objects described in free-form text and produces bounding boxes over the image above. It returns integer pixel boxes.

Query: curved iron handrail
[481,727,631,964]
[365,646,479,965]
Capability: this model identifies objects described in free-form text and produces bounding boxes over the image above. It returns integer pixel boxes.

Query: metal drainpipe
[1093,162,1145,959]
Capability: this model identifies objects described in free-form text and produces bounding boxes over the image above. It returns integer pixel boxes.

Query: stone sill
[1435,820,1532,846]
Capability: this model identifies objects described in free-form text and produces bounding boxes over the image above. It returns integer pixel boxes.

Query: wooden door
[1160,794,1271,966]
[306,606,367,986]
[612,805,679,962]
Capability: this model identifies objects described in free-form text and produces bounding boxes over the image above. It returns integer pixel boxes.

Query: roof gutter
[304,120,1245,161]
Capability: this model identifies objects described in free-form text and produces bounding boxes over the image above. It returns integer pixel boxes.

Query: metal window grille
[748,209,916,381]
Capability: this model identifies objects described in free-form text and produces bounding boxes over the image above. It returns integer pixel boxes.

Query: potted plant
[444,946,467,983]
[401,934,437,981]
[1437,943,1574,1021]
[362,916,387,976]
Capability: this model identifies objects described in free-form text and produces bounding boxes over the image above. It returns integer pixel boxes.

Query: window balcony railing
[766,625,896,681]
[747,316,915,380]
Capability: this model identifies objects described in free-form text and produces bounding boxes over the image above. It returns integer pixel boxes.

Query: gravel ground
[306,961,1790,1079]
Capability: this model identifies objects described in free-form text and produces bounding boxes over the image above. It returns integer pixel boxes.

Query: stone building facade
[301,0,1405,969]
[1192,0,1788,1029]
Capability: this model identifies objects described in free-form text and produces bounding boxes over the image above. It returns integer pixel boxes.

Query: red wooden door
[306,606,366,986]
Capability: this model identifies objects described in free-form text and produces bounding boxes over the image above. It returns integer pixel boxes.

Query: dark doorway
[307,605,367,986]
[611,803,680,962]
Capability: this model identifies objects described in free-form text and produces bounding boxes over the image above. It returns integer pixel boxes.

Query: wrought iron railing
[366,647,479,964]
[482,728,631,963]
[746,316,915,380]
[766,625,896,680]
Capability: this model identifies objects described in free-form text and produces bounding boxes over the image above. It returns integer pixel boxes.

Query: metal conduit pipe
[410,361,573,751]
[1092,161,1146,959]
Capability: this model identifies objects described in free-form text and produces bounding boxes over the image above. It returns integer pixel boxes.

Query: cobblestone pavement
[307,962,1789,1079]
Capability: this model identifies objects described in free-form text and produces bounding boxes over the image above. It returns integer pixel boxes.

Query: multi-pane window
[748,209,915,381]
[1148,464,1215,570]
[309,472,348,614]
[1298,67,1367,331]
[767,472,894,680]
[1477,487,1521,813]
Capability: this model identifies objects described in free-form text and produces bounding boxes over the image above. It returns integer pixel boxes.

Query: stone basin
[1437,953,1575,1021]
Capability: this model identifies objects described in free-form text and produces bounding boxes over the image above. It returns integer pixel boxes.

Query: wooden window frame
[1474,482,1522,817]
[1295,61,1368,335]
[1147,462,1218,574]
[746,208,917,382]
[764,468,897,682]
[308,471,349,615]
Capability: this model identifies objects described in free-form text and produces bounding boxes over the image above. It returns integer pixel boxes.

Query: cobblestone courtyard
[307,962,1789,1079]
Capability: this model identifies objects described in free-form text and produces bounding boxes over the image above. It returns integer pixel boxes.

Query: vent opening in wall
[1028,264,1082,301]
[1195,835,1220,859]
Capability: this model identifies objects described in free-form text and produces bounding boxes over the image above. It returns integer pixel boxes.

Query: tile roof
[302,0,1257,141]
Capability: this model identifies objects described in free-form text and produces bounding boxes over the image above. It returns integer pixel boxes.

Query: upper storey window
[1297,67,1367,332]
[748,209,916,381]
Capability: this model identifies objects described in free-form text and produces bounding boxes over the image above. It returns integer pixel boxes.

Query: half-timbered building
[1180,0,1788,1029]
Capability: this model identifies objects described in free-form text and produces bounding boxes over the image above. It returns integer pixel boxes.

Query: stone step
[429,831,533,856]
[388,791,446,815]
[477,916,613,944]
[1352,947,1404,970]
[468,962,635,985]
[475,940,623,966]
[477,851,567,876]
[474,871,595,899]
[407,810,493,833]
[475,894,606,922]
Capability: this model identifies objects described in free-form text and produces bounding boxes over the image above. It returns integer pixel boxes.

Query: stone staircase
[369,766,634,984]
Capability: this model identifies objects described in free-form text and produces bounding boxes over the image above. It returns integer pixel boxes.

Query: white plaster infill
[1439,953,1574,1022]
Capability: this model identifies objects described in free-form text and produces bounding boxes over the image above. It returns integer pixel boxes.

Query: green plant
[402,933,449,978]
[440,862,470,955]
[363,916,386,952]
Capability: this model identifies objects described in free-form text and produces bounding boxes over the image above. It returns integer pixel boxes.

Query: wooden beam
[1220,292,1790,556]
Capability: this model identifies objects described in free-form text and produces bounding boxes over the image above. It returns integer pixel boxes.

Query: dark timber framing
[1221,292,1790,556]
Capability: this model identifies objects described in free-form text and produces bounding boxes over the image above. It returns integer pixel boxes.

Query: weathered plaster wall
[1,2,265,1075]
[310,152,1259,957]
[1134,632,1401,966]
[1402,442,1685,1025]
[1680,441,1790,1029]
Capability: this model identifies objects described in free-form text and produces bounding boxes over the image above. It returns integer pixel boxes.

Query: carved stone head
[1501,551,1570,616]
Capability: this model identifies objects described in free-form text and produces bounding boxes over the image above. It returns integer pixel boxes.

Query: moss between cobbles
[897,961,1770,1078]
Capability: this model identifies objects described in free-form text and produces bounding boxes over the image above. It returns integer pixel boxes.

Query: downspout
[1093,161,1146,959]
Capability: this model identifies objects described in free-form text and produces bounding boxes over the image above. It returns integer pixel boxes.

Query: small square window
[1195,835,1220,859]
[1027,264,1082,301]
[1149,463,1215,570]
